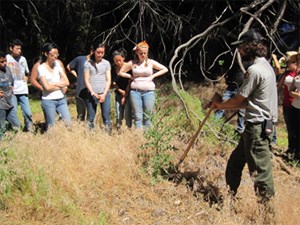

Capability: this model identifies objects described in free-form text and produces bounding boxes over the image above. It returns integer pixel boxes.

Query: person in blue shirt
[67,47,93,121]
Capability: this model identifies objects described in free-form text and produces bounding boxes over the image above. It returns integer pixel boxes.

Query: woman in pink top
[119,41,168,128]
[288,50,300,160]
[277,51,298,155]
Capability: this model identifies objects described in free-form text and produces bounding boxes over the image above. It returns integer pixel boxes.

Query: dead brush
[170,168,224,209]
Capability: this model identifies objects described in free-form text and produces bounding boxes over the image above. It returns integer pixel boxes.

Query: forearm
[272,54,284,75]
[213,94,247,110]
[103,81,111,95]
[290,91,300,98]
[42,83,60,92]
[70,70,77,78]
[103,71,111,95]
[152,67,168,79]
[117,88,126,96]
[55,80,69,88]
[118,72,132,79]
[119,62,132,79]
[67,65,78,78]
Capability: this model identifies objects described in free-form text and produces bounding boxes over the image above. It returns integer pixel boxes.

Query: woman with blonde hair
[119,41,168,128]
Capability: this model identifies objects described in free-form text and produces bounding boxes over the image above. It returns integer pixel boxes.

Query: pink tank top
[131,59,155,91]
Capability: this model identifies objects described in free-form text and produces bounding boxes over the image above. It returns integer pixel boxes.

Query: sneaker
[104,126,112,135]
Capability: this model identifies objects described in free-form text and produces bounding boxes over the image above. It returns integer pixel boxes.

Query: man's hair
[241,41,268,59]
[9,39,24,47]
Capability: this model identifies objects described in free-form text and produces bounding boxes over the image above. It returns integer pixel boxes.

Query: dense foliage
[0,0,299,82]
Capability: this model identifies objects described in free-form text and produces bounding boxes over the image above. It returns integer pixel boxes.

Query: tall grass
[0,84,299,224]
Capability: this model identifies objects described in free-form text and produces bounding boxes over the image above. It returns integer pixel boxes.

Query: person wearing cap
[211,29,277,215]
[118,41,168,129]
[288,47,300,160]
[277,51,298,157]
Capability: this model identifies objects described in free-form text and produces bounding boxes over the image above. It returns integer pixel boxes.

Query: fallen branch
[273,155,294,176]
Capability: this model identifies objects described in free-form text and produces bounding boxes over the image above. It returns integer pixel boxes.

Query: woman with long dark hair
[84,43,111,132]
[112,48,132,129]
[37,42,71,130]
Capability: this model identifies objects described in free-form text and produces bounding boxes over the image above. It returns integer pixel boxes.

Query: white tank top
[291,77,300,109]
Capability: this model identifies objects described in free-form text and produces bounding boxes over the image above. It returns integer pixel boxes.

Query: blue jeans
[0,107,20,139]
[214,88,245,133]
[115,93,132,128]
[12,94,33,131]
[86,92,111,129]
[130,89,155,129]
[41,97,72,130]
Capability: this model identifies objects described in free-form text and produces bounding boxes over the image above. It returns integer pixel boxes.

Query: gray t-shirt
[84,59,111,94]
[0,67,14,110]
[239,57,278,123]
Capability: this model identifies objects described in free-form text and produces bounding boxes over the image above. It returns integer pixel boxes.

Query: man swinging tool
[214,60,250,135]
[211,29,277,223]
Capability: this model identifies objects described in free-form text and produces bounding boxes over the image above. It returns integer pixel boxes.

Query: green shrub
[139,112,174,181]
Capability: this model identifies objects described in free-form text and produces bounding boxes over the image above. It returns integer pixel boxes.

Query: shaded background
[0,0,299,83]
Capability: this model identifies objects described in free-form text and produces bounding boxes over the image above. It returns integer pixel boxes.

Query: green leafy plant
[139,112,174,181]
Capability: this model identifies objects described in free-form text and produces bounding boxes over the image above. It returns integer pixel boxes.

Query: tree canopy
[0,0,299,82]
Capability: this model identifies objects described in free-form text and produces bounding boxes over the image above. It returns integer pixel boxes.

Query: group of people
[1,31,299,221]
[0,39,168,137]
[0,39,33,139]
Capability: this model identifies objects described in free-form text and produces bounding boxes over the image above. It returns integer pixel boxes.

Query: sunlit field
[0,83,299,225]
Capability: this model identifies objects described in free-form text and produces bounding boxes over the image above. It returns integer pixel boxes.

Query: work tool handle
[175,107,213,169]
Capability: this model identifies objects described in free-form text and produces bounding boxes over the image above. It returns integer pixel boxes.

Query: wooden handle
[175,107,213,169]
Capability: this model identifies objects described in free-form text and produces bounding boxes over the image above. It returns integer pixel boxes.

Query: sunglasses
[48,52,60,57]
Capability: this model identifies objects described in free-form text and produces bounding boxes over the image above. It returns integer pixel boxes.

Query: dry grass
[0,83,299,225]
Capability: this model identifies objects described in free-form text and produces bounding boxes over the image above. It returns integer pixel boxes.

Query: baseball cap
[231,29,265,46]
